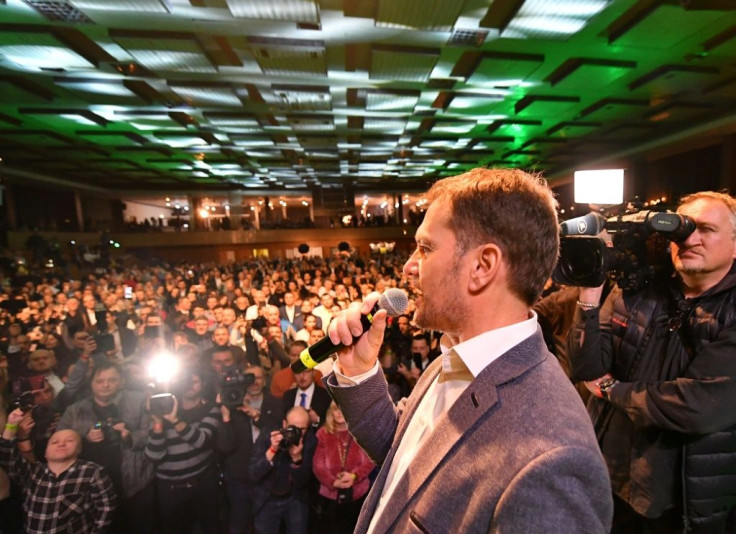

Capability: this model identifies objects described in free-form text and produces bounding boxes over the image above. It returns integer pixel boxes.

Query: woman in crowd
[312,401,375,534]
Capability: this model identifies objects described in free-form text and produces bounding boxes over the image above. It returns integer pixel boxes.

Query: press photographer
[57,361,155,533]
[144,365,221,534]
[216,365,281,533]
[568,191,736,532]
[250,406,316,534]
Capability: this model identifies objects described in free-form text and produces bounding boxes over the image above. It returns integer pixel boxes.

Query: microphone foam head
[379,288,409,317]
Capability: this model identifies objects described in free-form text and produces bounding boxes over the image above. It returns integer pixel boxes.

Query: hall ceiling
[0,0,734,193]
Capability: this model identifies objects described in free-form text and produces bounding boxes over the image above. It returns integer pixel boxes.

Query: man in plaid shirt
[1,408,117,534]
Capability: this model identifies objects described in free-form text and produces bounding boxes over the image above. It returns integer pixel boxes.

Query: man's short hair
[289,339,308,351]
[91,361,121,380]
[426,168,559,305]
[679,191,736,237]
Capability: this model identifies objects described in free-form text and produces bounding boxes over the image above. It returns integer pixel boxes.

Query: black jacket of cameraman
[216,392,281,482]
[569,261,736,532]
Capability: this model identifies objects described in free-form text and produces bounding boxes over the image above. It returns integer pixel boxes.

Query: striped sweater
[144,402,220,480]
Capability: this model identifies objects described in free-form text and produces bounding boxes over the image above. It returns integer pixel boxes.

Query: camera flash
[148,352,180,384]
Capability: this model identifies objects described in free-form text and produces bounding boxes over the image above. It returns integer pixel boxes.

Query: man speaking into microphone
[323,168,613,533]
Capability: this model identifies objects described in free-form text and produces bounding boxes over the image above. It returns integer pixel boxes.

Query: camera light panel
[574,169,624,205]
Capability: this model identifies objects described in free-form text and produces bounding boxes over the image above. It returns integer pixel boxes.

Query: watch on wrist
[597,377,618,400]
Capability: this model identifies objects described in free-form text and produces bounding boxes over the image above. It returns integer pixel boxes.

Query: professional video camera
[553,207,695,292]
[278,424,303,449]
[220,367,255,410]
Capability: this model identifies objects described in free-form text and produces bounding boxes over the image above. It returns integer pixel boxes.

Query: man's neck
[94,397,114,408]
[679,267,731,298]
[47,458,75,476]
[181,396,202,410]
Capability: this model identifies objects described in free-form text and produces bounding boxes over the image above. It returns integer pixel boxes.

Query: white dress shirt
[292,382,316,410]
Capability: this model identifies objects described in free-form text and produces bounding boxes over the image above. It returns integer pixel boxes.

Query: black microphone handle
[291,301,380,374]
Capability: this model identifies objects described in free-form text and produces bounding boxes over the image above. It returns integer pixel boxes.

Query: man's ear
[468,244,503,293]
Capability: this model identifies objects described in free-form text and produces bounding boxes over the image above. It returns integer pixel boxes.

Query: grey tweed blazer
[325,328,613,533]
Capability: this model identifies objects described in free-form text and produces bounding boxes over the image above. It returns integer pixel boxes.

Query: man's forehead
[679,198,731,224]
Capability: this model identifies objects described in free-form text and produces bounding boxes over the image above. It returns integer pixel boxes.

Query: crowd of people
[1,168,736,533]
[0,248,440,534]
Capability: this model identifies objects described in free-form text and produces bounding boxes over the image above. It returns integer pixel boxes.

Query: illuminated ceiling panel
[609,4,722,49]
[168,85,242,107]
[365,91,420,112]
[376,0,468,30]
[364,118,407,135]
[112,35,216,73]
[70,0,170,13]
[225,0,319,23]
[0,32,94,69]
[54,78,138,98]
[466,54,543,86]
[370,46,440,82]
[250,39,327,76]
[502,0,610,39]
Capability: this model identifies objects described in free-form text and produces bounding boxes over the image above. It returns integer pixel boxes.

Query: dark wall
[12,183,77,231]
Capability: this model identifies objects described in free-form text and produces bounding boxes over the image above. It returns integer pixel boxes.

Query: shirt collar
[439,310,538,378]
[298,382,315,397]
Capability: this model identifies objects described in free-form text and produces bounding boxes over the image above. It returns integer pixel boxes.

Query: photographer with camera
[250,406,317,534]
[217,364,281,533]
[569,191,736,532]
[145,366,222,534]
[57,361,155,533]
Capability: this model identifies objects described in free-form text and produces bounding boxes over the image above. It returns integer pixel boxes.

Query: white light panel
[574,169,624,204]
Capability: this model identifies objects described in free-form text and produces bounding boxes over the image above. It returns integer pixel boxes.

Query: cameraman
[569,191,736,532]
[250,406,316,534]
[57,361,155,533]
[216,365,281,534]
[145,366,221,534]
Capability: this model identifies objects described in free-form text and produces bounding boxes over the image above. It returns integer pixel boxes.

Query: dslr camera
[220,367,256,410]
[9,376,45,413]
[554,208,695,292]
[279,425,303,449]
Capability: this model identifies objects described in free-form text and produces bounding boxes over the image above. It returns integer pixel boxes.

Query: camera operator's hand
[579,285,605,308]
[288,438,304,464]
[162,396,179,424]
[87,425,104,443]
[17,411,35,439]
[216,394,231,423]
[239,400,259,421]
[82,337,97,357]
[585,373,613,398]
[329,292,387,377]
[146,396,163,425]
[112,422,130,441]
[267,429,283,461]
[397,362,411,379]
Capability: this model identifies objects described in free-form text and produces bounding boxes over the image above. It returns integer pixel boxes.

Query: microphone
[560,212,606,236]
[290,288,409,374]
